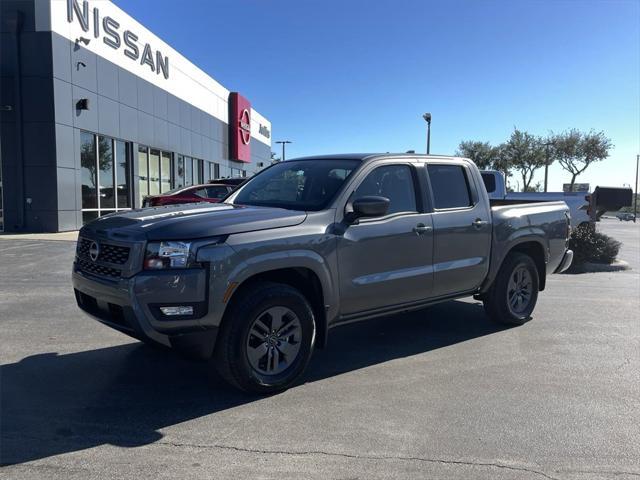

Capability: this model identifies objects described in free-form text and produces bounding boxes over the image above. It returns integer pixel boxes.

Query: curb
[565,260,630,274]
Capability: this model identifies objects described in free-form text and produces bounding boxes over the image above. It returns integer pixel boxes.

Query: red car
[142,183,234,207]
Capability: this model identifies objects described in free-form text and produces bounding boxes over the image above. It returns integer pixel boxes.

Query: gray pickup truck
[73,154,573,393]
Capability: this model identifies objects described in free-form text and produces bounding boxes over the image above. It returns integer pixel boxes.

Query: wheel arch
[481,238,548,294]
[221,253,335,348]
[498,240,547,291]
[508,241,547,291]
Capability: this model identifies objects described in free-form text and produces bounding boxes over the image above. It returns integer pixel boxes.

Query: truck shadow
[1,300,507,466]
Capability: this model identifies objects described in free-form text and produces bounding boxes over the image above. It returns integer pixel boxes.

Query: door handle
[472,218,489,228]
[413,223,432,235]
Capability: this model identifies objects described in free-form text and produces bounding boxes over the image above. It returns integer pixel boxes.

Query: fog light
[160,306,194,316]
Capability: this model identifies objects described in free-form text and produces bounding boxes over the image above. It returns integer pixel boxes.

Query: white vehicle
[481,170,591,228]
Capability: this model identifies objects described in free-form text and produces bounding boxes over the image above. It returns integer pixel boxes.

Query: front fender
[211,247,338,331]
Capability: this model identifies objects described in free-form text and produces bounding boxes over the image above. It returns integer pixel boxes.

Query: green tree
[551,129,612,190]
[455,141,501,170]
[502,129,547,192]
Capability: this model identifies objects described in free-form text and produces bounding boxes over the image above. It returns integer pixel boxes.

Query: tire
[214,282,316,394]
[483,252,539,326]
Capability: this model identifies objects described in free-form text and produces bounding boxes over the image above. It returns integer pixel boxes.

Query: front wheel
[214,282,316,394]
[483,252,539,325]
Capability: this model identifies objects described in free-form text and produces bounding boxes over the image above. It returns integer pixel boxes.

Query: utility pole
[275,140,292,162]
[634,154,639,223]
[543,142,552,192]
[422,113,431,154]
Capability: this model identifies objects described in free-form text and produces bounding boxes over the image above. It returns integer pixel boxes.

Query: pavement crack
[156,440,560,480]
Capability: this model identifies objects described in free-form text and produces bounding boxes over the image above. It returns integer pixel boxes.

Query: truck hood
[80,203,307,241]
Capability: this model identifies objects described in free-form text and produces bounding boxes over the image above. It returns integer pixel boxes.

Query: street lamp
[422,113,431,154]
[543,141,553,192]
[275,140,292,162]
[634,154,639,223]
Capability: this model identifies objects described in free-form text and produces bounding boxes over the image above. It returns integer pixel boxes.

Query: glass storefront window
[98,136,115,208]
[149,149,161,196]
[81,131,132,224]
[184,156,193,186]
[80,132,98,209]
[176,155,185,188]
[161,152,172,193]
[137,145,175,203]
[82,211,99,224]
[138,146,149,207]
[209,162,220,181]
[195,159,204,184]
[115,140,130,208]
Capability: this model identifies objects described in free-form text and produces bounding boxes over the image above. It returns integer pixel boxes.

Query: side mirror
[347,196,390,222]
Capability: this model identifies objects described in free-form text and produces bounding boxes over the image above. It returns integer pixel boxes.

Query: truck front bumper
[72,266,218,359]
[554,249,574,273]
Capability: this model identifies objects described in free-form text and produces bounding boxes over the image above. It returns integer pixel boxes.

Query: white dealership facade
[0,0,272,232]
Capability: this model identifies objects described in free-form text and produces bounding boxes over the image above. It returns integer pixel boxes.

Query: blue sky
[117,0,639,191]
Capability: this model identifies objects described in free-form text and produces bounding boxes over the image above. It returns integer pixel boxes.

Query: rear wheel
[484,252,539,325]
[215,282,316,394]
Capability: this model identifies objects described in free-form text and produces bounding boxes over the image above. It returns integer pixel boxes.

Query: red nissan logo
[239,108,251,145]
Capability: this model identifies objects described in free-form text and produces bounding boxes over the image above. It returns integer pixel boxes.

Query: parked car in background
[617,212,636,221]
[73,154,572,393]
[142,184,233,207]
[481,170,592,228]
[209,177,248,188]
[481,171,634,228]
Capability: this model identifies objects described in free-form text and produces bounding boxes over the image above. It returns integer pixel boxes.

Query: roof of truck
[288,153,462,162]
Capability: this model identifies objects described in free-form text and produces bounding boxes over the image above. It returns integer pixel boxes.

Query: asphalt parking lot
[1,218,638,480]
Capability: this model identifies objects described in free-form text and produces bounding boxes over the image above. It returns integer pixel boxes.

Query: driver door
[336,163,434,316]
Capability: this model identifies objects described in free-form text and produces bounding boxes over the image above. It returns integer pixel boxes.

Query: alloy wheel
[246,306,302,376]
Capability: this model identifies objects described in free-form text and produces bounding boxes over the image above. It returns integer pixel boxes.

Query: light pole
[276,140,292,162]
[543,141,553,192]
[422,113,431,154]
[634,154,639,222]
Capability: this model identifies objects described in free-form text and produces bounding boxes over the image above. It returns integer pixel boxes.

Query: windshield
[231,159,360,211]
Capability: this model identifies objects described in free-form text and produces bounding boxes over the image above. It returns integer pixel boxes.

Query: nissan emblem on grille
[89,241,100,262]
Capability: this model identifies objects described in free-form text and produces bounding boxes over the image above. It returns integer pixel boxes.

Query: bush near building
[568,224,621,266]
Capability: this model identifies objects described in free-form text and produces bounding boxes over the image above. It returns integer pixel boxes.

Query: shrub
[568,224,621,266]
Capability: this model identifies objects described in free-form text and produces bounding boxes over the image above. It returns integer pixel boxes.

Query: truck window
[481,172,496,193]
[427,164,473,209]
[351,165,417,214]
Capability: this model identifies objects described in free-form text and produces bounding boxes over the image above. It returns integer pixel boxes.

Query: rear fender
[480,231,549,294]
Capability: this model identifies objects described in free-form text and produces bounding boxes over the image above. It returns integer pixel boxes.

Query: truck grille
[75,237,132,279]
[76,258,122,278]
[77,238,130,265]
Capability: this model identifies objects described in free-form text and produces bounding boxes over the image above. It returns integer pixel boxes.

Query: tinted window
[206,186,229,199]
[233,159,360,211]
[193,188,208,198]
[481,172,496,193]
[352,165,417,214]
[428,164,472,209]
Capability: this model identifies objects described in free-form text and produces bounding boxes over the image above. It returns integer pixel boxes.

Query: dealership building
[0,0,272,232]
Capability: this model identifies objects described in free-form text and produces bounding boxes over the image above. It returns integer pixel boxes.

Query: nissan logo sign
[89,241,100,262]
[239,108,251,145]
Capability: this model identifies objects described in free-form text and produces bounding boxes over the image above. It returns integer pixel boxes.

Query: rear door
[426,163,491,297]
[337,162,434,315]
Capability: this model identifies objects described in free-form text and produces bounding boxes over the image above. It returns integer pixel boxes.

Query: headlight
[144,241,193,269]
